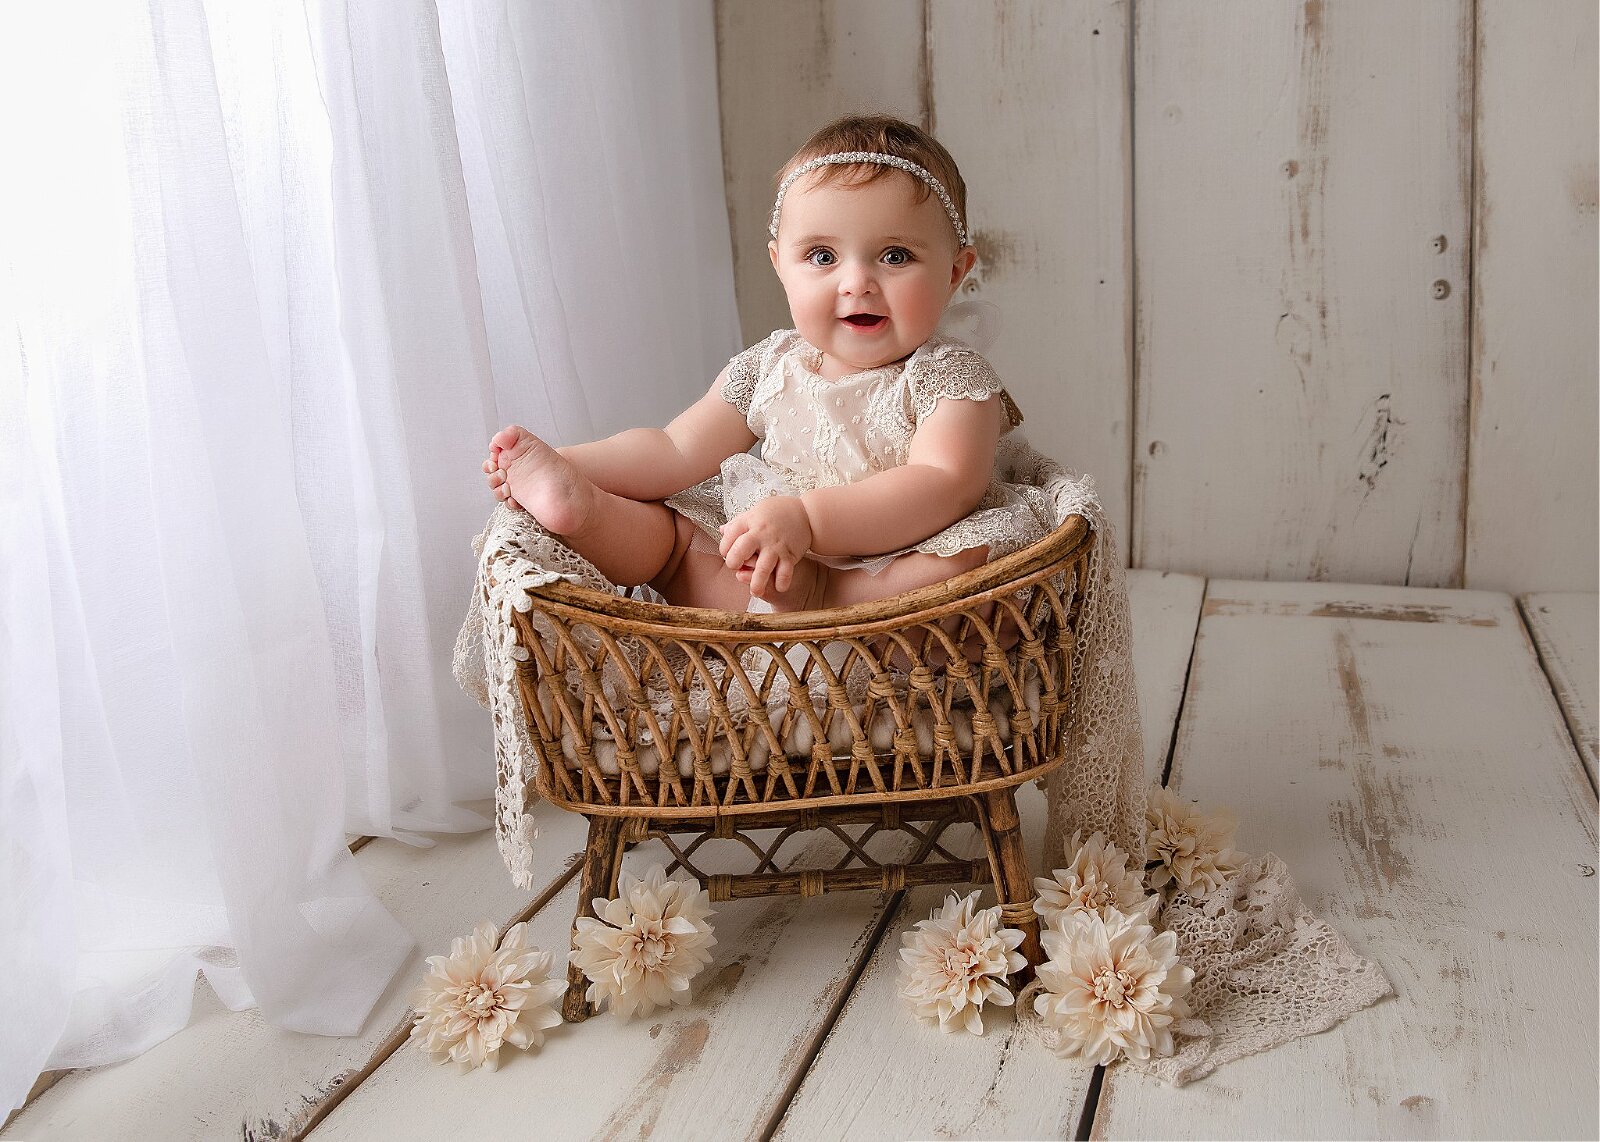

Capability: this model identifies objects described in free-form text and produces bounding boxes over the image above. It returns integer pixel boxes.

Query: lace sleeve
[910,342,1025,432]
[719,329,789,418]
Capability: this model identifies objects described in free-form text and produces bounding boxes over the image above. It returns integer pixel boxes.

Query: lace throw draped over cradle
[452,330,1392,1085]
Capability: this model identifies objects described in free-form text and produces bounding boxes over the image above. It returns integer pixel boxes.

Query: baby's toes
[489,425,526,454]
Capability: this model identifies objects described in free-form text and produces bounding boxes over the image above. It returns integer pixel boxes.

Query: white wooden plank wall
[1468,0,1599,592]
[714,0,1597,595]
[1134,0,1472,587]
[928,0,1133,562]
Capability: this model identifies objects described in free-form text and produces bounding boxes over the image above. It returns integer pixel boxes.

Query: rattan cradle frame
[504,515,1094,1021]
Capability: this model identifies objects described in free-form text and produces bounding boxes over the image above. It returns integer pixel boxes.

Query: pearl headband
[768,151,970,248]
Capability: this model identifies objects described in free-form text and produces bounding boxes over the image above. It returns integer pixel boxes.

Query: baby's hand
[719,497,813,601]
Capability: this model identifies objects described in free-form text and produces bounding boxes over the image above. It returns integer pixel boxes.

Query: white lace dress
[663,329,1054,575]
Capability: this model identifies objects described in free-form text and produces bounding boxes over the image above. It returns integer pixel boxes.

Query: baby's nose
[838,263,876,293]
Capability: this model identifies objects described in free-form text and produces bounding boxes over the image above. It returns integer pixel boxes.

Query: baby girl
[482,114,1046,615]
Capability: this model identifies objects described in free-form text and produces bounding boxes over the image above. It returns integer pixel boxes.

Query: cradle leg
[980,787,1042,985]
[564,814,624,1023]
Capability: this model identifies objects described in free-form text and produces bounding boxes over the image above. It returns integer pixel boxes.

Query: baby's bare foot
[488,425,594,536]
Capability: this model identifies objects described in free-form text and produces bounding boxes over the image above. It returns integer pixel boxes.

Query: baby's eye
[882,247,913,266]
[804,248,836,267]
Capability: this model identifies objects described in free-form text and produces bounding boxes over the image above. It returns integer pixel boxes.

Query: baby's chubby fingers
[748,550,780,599]
[720,530,760,573]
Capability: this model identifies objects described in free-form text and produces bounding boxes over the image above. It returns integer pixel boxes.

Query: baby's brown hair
[774,114,969,245]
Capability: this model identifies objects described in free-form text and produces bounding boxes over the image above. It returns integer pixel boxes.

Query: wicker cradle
[504,515,1094,1021]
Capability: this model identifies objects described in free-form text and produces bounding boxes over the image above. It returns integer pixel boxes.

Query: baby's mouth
[841,313,887,330]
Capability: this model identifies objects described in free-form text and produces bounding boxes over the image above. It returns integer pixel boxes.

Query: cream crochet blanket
[452,434,1392,1085]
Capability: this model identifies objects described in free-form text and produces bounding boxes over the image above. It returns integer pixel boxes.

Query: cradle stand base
[561,787,1041,1023]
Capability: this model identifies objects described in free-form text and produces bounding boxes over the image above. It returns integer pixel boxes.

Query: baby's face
[768,170,976,380]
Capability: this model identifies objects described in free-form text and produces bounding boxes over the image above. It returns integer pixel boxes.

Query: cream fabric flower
[1033,907,1195,1064]
[1144,782,1243,896]
[408,920,566,1071]
[569,863,717,1020]
[1033,829,1160,927]
[898,889,1027,1035]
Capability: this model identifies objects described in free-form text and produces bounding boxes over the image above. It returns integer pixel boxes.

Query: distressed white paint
[8,575,1595,1137]
[773,794,1094,1142]
[1126,569,1208,775]
[772,568,1203,1139]
[713,1,1595,596]
[716,0,925,347]
[3,805,586,1141]
[1467,0,1599,592]
[928,0,1134,549]
[1521,591,1599,789]
[1133,0,1472,587]
[313,826,917,1141]
[1094,578,1599,1139]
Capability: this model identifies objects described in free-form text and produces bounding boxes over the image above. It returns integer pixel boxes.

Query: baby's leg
[818,547,990,609]
[649,513,824,612]
[822,547,1019,670]
[486,425,679,586]
[486,425,823,611]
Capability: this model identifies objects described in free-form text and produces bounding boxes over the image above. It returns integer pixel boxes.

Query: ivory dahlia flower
[1033,907,1194,1064]
[1144,783,1243,896]
[407,921,566,1071]
[898,890,1027,1035]
[569,863,717,1019]
[1033,830,1160,926]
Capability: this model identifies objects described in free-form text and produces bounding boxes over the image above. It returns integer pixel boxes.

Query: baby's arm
[800,395,1004,557]
[560,366,757,501]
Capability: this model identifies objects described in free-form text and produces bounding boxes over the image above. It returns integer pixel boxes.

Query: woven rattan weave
[506,515,1094,1021]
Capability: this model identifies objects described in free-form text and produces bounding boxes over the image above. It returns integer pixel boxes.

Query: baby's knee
[648,512,700,595]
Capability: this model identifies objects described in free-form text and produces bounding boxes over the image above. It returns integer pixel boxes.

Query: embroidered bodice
[719,330,1025,493]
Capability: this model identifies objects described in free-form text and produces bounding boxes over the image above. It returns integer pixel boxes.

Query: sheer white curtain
[0,0,739,1113]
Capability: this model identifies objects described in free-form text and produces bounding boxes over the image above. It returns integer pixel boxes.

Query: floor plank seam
[1159,576,1209,789]
[291,849,586,1141]
[757,887,910,1142]
[1514,595,1598,799]
[1074,1064,1106,1141]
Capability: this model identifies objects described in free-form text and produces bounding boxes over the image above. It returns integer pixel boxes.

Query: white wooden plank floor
[6,571,1595,1142]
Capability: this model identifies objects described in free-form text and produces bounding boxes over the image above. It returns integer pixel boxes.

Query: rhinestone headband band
[768,151,970,248]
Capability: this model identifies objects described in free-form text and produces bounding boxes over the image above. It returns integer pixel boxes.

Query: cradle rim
[524,513,1091,635]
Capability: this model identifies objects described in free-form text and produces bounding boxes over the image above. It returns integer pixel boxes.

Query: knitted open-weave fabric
[452,433,1391,1084]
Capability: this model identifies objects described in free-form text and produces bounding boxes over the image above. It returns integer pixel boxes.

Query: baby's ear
[950,244,978,288]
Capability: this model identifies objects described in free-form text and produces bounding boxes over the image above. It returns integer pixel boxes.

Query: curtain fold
[0,0,738,1113]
